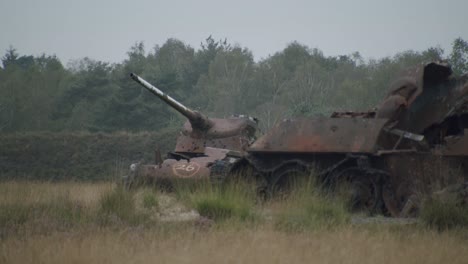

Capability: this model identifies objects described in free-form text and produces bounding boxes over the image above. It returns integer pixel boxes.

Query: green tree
[1,46,19,68]
[195,46,255,116]
[0,48,68,131]
[52,57,114,130]
[450,37,468,75]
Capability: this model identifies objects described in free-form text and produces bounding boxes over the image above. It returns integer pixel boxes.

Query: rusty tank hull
[244,62,468,217]
[249,117,388,153]
[125,147,240,188]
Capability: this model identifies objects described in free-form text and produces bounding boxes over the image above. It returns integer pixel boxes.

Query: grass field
[1,181,467,264]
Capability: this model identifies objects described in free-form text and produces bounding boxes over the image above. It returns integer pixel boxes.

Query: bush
[0,130,178,181]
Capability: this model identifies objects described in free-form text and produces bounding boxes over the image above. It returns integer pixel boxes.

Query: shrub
[0,130,178,181]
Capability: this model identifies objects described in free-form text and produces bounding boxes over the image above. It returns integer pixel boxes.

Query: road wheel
[382,180,418,217]
[330,167,383,214]
[268,164,312,199]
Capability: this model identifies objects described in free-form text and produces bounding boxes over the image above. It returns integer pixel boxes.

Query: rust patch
[249,117,388,153]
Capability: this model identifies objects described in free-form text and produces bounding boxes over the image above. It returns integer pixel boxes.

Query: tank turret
[130,73,258,153]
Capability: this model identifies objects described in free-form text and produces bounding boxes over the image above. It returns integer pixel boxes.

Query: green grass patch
[0,183,157,235]
[275,199,350,232]
[44,197,87,225]
[177,179,258,222]
[420,198,468,230]
[98,186,149,225]
[273,178,350,232]
[142,191,158,209]
[0,203,32,227]
[0,193,89,234]
[195,195,252,221]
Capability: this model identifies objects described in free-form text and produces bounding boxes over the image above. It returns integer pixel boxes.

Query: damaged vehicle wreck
[242,61,468,217]
[124,73,258,188]
[126,62,467,218]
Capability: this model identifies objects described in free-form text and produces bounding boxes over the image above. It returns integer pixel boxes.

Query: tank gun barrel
[130,73,212,131]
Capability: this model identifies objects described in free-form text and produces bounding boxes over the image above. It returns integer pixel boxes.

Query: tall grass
[420,198,468,230]
[174,178,258,222]
[0,182,155,236]
[142,189,158,209]
[1,181,468,263]
[272,177,350,232]
[97,186,153,225]
[0,182,111,235]
[2,226,467,264]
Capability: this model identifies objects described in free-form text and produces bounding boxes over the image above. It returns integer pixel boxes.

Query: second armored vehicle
[243,61,468,217]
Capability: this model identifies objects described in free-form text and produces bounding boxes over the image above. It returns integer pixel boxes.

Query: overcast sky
[1,0,467,64]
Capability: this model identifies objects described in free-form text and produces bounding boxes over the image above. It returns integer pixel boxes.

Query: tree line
[1,36,467,133]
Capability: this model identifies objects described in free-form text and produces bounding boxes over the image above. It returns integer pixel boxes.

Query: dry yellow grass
[2,227,468,264]
[0,181,113,207]
[0,181,467,264]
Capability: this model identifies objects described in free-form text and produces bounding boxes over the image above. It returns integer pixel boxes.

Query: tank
[243,61,468,217]
[124,73,258,187]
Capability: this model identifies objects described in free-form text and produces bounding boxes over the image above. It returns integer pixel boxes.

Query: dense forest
[1,37,468,133]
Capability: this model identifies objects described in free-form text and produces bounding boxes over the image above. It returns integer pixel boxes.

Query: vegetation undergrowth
[142,189,159,209]
[0,131,178,181]
[0,182,158,237]
[97,186,151,226]
[174,178,259,223]
[273,177,351,232]
[2,179,468,240]
[420,198,468,230]
[0,194,88,232]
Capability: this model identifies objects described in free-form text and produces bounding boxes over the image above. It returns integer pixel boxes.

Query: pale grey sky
[1,0,467,64]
